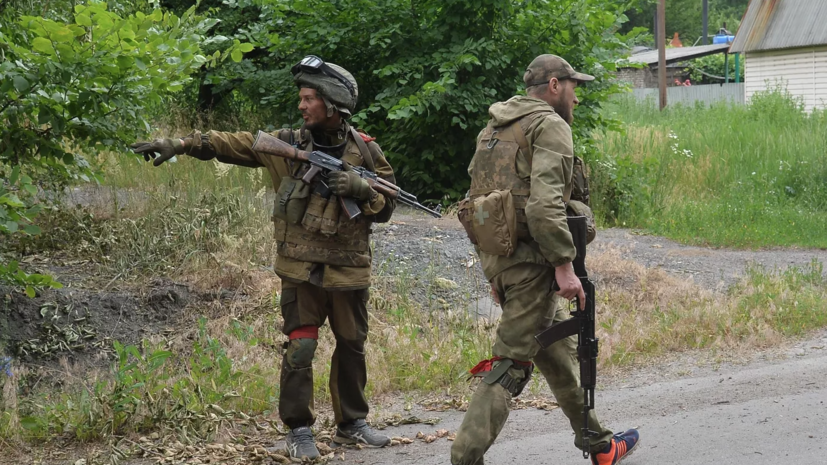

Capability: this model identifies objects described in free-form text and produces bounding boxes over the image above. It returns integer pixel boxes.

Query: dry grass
[612,125,670,163]
[589,245,820,367]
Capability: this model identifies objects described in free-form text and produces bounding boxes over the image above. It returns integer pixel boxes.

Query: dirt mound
[1,279,192,371]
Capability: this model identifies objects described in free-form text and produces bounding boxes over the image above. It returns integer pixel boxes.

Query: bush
[0,1,250,290]
[159,0,646,200]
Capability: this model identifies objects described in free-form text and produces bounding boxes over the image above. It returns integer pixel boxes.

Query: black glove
[328,161,373,201]
[130,138,185,166]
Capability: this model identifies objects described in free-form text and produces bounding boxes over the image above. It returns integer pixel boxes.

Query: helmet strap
[322,95,337,117]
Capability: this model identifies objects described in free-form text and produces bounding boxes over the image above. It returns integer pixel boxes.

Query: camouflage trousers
[450,263,613,465]
[278,280,370,429]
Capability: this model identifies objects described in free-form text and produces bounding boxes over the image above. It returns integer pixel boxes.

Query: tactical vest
[468,111,566,240]
[271,126,376,267]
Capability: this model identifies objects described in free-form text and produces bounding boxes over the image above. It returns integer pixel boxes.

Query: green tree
[0,1,249,293]
[181,0,644,199]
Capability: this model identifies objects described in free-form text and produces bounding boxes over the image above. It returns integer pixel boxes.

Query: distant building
[618,44,730,89]
[730,0,827,111]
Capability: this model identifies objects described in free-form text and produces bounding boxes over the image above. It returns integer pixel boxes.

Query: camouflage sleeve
[524,115,576,267]
[360,141,396,222]
[202,130,266,168]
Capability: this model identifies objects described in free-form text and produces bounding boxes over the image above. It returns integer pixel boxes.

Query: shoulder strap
[277,129,293,145]
[512,110,553,166]
[277,129,309,176]
[350,127,376,172]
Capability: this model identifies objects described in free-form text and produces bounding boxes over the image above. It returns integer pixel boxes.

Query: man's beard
[553,102,573,126]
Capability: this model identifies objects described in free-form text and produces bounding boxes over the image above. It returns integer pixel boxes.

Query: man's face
[298,87,338,129]
[549,79,579,125]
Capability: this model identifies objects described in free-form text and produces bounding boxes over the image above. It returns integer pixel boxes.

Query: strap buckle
[486,130,499,149]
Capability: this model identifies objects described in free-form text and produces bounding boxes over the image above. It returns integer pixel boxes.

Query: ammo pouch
[566,199,597,244]
[465,190,518,257]
[320,195,340,236]
[298,191,341,236]
[571,156,590,205]
[301,192,328,233]
[273,176,310,224]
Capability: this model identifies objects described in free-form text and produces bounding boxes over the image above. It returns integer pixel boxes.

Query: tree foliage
[164,0,644,199]
[0,1,249,290]
[688,52,745,84]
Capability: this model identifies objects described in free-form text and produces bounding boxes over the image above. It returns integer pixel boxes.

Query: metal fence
[630,83,745,106]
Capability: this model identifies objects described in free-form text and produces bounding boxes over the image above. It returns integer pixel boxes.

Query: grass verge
[594,89,827,248]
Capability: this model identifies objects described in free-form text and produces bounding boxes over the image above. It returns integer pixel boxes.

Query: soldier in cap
[131,56,394,460]
[451,55,640,465]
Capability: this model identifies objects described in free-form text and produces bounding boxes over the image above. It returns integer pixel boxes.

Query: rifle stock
[251,131,309,162]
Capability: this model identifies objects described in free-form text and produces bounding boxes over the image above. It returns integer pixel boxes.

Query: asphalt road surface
[317,335,827,465]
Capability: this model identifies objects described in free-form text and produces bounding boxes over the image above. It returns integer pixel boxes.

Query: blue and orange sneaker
[591,429,640,465]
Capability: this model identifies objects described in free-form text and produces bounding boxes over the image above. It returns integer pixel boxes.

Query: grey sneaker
[333,419,391,448]
[286,426,320,460]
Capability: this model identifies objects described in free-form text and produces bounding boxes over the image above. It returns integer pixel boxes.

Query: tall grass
[595,89,827,248]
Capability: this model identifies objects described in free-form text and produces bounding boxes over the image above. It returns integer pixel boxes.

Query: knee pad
[286,326,319,368]
[285,334,318,369]
[473,358,534,397]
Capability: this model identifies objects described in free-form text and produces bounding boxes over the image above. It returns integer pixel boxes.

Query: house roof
[730,0,827,53]
[622,44,731,67]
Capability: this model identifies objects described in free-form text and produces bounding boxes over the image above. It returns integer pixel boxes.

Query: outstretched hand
[130,138,183,166]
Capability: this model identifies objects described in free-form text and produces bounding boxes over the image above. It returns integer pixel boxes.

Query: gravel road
[372,209,827,320]
[276,327,827,464]
[594,228,827,291]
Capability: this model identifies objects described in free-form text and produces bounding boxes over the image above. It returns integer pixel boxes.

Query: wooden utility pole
[702,0,709,45]
[658,0,667,110]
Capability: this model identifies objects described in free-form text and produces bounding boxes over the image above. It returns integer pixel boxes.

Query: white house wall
[744,45,827,111]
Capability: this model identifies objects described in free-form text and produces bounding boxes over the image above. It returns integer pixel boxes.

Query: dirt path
[375,209,827,294]
[594,228,827,290]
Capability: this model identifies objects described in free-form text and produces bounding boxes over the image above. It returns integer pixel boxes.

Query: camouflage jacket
[186,123,395,290]
[468,96,576,278]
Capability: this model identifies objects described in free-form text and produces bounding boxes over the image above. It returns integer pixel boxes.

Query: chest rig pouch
[271,128,310,224]
[274,175,311,225]
[274,128,375,235]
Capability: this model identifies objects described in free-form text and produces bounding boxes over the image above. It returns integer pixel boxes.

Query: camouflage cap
[523,54,595,87]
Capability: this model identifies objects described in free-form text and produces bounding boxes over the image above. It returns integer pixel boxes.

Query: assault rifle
[534,215,598,459]
[251,131,441,219]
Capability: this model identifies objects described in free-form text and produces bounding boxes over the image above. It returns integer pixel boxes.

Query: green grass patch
[594,89,827,248]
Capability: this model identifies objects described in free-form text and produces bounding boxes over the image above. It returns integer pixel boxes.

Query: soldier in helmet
[451,54,640,465]
[131,56,394,460]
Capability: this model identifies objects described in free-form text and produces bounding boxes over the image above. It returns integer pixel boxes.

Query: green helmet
[292,56,358,117]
